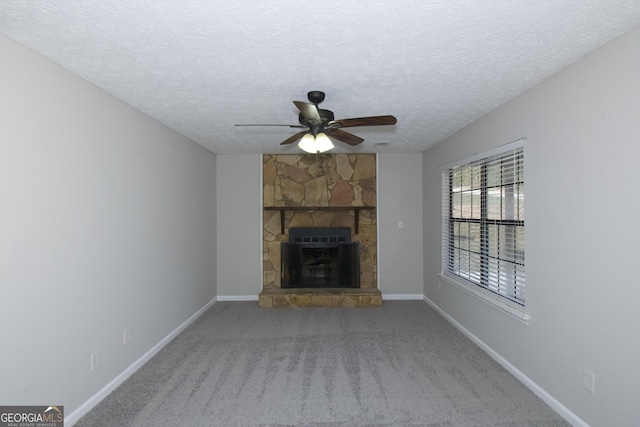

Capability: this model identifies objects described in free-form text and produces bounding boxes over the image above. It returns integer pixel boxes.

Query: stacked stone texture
[263,153,377,289]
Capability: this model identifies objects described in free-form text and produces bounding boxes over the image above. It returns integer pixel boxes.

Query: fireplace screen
[281,227,360,288]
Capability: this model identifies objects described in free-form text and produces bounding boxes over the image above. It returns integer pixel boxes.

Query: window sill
[438,272,531,325]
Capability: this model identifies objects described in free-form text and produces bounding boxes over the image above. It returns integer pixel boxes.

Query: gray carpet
[75,301,569,426]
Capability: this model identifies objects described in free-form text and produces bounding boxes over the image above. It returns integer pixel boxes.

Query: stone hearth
[258,288,382,308]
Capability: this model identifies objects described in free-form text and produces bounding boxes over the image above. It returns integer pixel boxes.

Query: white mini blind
[442,142,525,307]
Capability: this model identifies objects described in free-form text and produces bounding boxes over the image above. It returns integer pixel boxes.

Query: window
[441,140,525,313]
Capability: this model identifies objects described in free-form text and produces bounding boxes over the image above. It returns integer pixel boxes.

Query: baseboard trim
[217,294,425,302]
[65,296,218,426]
[422,296,588,427]
[217,295,259,301]
[382,293,424,300]
[218,294,424,302]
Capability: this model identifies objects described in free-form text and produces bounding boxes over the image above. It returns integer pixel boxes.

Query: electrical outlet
[583,369,595,393]
[123,328,130,345]
[90,351,100,371]
[398,221,404,229]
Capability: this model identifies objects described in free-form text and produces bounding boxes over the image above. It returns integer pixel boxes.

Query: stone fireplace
[260,153,381,307]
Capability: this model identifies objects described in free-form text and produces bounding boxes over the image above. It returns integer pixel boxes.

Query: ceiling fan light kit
[315,133,334,152]
[298,133,317,153]
[236,91,397,153]
[298,132,334,154]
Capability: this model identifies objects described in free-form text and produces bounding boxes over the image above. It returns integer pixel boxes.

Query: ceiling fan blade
[293,101,322,124]
[329,115,397,128]
[280,131,307,145]
[328,129,364,146]
[235,124,306,128]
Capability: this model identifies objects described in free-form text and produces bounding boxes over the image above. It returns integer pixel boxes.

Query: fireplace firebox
[281,227,359,288]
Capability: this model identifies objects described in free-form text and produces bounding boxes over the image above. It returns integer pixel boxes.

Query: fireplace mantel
[264,206,375,234]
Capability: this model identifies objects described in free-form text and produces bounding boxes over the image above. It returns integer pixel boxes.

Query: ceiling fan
[235,91,397,153]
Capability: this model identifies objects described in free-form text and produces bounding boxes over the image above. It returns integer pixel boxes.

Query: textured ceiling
[2,1,640,154]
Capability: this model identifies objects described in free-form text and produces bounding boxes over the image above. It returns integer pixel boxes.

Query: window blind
[442,143,525,307]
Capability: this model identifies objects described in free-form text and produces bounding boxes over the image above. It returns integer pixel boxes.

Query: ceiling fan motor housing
[298,109,334,129]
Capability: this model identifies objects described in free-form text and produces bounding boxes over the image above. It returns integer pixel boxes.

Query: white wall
[422,26,640,426]
[0,34,217,419]
[216,154,262,297]
[378,153,424,296]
